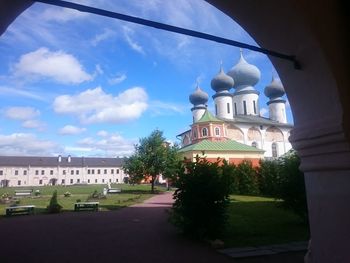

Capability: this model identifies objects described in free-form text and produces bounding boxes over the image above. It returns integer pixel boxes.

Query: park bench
[14,189,33,196]
[6,205,35,216]
[74,202,99,212]
[107,188,121,194]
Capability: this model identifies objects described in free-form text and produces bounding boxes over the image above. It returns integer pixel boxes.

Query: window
[109,179,112,182]
[202,127,208,137]
[18,180,21,186]
[92,169,95,174]
[272,143,278,158]
[111,169,114,174]
[215,104,218,115]
[15,170,18,175]
[23,170,27,176]
[39,179,43,185]
[252,142,257,148]
[102,179,105,183]
[76,170,79,175]
[70,179,73,184]
[77,179,80,183]
[35,170,39,175]
[227,103,230,114]
[41,170,45,175]
[88,169,90,174]
[116,179,119,183]
[193,129,197,138]
[234,103,237,115]
[104,169,107,174]
[117,169,120,174]
[61,179,65,184]
[50,170,53,175]
[95,179,98,183]
[215,127,220,136]
[71,170,74,175]
[63,170,66,175]
[87,179,90,183]
[243,101,247,115]
[97,169,101,174]
[0,171,3,175]
[253,101,257,114]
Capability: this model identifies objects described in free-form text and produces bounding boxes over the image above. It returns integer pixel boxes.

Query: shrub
[34,190,41,196]
[171,157,234,239]
[63,191,71,197]
[276,150,308,223]
[47,190,62,213]
[76,199,81,203]
[234,160,259,195]
[256,159,280,196]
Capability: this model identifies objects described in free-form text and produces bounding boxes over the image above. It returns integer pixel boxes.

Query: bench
[6,205,35,216]
[74,202,99,212]
[15,189,33,196]
[107,188,121,194]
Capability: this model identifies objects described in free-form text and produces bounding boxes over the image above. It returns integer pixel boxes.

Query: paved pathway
[0,192,305,263]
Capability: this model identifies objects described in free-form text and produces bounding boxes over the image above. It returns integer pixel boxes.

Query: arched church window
[243,100,247,115]
[252,141,257,148]
[215,104,218,115]
[272,142,278,157]
[202,127,208,137]
[234,103,237,115]
[253,101,257,114]
[215,127,220,136]
[227,103,230,114]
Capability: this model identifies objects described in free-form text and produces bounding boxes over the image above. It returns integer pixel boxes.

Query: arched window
[202,127,208,137]
[272,142,278,157]
[215,127,220,136]
[252,141,257,148]
[193,129,197,139]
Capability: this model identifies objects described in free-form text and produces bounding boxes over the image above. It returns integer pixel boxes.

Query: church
[177,50,293,163]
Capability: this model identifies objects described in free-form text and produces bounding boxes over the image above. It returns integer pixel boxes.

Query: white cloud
[149,101,186,116]
[13,47,93,84]
[4,107,40,120]
[108,73,127,85]
[91,28,115,46]
[53,86,148,124]
[40,6,89,22]
[22,120,46,130]
[0,86,45,101]
[260,107,269,117]
[97,130,108,137]
[59,125,86,135]
[0,133,61,156]
[123,26,145,54]
[77,133,136,157]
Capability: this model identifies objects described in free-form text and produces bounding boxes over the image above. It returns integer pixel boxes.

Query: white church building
[178,50,293,158]
[0,155,127,187]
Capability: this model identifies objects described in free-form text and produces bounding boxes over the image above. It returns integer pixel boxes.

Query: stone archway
[0,1,349,262]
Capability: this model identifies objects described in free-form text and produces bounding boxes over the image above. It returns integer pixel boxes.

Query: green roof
[178,139,265,153]
[196,110,223,123]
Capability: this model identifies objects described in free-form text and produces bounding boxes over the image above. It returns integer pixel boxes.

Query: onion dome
[189,84,209,105]
[227,50,261,88]
[264,76,285,99]
[211,65,234,92]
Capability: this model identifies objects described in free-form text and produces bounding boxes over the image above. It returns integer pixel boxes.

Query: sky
[0,0,292,157]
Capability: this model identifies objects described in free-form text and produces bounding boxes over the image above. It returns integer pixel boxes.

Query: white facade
[0,156,128,187]
[268,101,287,123]
[214,94,233,119]
[192,107,206,123]
[232,93,259,116]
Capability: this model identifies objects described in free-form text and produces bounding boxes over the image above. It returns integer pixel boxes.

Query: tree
[123,154,144,185]
[123,129,180,193]
[47,190,62,213]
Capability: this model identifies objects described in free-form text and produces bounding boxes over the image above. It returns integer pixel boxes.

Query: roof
[178,139,264,153]
[195,110,223,123]
[0,156,126,167]
[223,114,293,128]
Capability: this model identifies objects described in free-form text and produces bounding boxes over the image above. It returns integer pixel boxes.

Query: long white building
[0,155,127,187]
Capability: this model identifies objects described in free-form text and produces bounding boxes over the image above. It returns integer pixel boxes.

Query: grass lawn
[222,195,310,247]
[0,184,166,216]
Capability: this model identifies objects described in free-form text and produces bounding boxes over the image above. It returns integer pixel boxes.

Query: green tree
[47,190,62,213]
[235,160,259,195]
[123,130,180,193]
[123,154,144,185]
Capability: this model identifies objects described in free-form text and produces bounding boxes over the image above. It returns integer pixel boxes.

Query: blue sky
[0,0,292,157]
